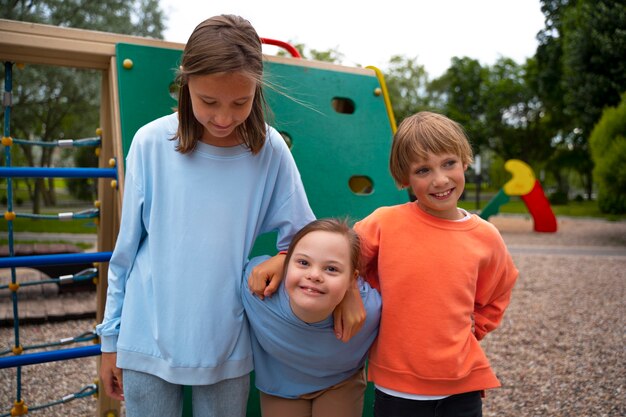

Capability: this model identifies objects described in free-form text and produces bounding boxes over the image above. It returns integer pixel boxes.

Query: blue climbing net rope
[1,61,115,417]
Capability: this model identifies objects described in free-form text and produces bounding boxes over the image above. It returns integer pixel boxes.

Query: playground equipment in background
[480,159,558,233]
[1,18,403,417]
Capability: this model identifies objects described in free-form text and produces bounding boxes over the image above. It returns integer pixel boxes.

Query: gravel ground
[1,215,625,417]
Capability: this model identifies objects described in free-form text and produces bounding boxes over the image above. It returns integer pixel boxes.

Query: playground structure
[0,19,405,417]
[480,159,558,233]
[0,19,561,417]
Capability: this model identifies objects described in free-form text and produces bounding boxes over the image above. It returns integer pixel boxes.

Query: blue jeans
[123,369,249,417]
[373,389,482,417]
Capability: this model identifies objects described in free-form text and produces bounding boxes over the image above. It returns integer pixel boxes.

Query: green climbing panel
[116,43,406,221]
[115,42,405,417]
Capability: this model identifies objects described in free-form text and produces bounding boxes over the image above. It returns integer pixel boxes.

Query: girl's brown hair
[389,111,474,187]
[283,219,361,279]
[175,14,268,154]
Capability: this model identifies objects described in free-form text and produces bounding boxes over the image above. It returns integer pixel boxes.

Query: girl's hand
[248,253,286,299]
[100,352,124,401]
[333,282,366,342]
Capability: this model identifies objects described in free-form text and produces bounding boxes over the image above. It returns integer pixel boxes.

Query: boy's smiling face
[406,152,468,220]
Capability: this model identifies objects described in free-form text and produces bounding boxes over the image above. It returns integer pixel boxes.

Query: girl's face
[285,230,356,324]
[187,71,256,147]
[406,152,468,220]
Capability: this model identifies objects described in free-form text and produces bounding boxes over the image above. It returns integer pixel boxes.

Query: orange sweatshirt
[354,203,518,396]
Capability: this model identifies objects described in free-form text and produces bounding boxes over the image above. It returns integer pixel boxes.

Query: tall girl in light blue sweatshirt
[96,15,314,417]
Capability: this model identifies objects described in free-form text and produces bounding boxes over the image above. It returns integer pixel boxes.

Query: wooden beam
[0,19,183,69]
[0,19,375,75]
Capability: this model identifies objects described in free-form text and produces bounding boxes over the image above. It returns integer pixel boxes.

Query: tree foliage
[383,55,430,123]
[1,0,165,211]
[561,0,626,137]
[589,93,626,213]
[2,0,165,37]
[278,42,345,64]
[429,57,488,153]
[535,0,626,199]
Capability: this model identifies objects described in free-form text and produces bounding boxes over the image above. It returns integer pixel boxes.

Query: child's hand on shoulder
[248,253,286,299]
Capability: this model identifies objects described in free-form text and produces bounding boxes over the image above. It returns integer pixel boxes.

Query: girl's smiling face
[285,230,356,324]
[187,71,256,147]
[406,152,468,220]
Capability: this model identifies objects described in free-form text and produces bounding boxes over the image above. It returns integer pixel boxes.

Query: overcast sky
[159,0,545,78]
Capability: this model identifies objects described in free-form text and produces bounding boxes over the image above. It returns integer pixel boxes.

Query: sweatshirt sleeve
[353,213,381,291]
[259,128,315,251]
[95,147,146,352]
[473,237,518,340]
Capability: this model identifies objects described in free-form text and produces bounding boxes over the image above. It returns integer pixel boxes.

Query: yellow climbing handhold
[2,136,13,146]
[96,127,103,136]
[12,345,23,355]
[95,147,101,157]
[108,158,116,167]
[111,179,118,189]
[373,87,382,96]
[8,282,19,292]
[94,200,101,208]
[503,159,535,196]
[123,58,133,69]
[4,211,16,221]
[10,399,28,416]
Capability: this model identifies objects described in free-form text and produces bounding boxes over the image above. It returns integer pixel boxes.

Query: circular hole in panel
[349,176,374,195]
[331,97,355,114]
[280,131,292,149]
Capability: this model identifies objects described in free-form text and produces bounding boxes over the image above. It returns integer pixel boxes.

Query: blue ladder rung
[0,167,116,178]
[0,252,112,268]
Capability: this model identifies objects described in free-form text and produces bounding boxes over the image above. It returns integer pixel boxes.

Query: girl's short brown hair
[175,14,268,154]
[283,218,361,279]
[389,111,474,187]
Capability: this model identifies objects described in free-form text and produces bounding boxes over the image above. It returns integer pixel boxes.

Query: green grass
[0,239,93,250]
[458,196,626,221]
[0,217,97,234]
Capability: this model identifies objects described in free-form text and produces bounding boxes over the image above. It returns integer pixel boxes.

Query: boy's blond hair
[389,111,474,187]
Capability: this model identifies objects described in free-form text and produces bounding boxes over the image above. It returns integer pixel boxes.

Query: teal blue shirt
[242,256,381,398]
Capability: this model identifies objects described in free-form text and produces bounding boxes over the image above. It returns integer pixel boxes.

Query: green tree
[1,0,165,212]
[278,42,345,63]
[430,57,489,153]
[589,93,626,214]
[7,65,101,209]
[482,57,553,166]
[383,55,431,123]
[535,0,626,199]
[562,0,626,139]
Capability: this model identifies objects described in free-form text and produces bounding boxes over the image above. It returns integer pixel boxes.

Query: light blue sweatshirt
[242,256,381,398]
[96,113,315,385]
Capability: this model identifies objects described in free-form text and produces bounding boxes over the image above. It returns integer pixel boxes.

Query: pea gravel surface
[1,215,625,417]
